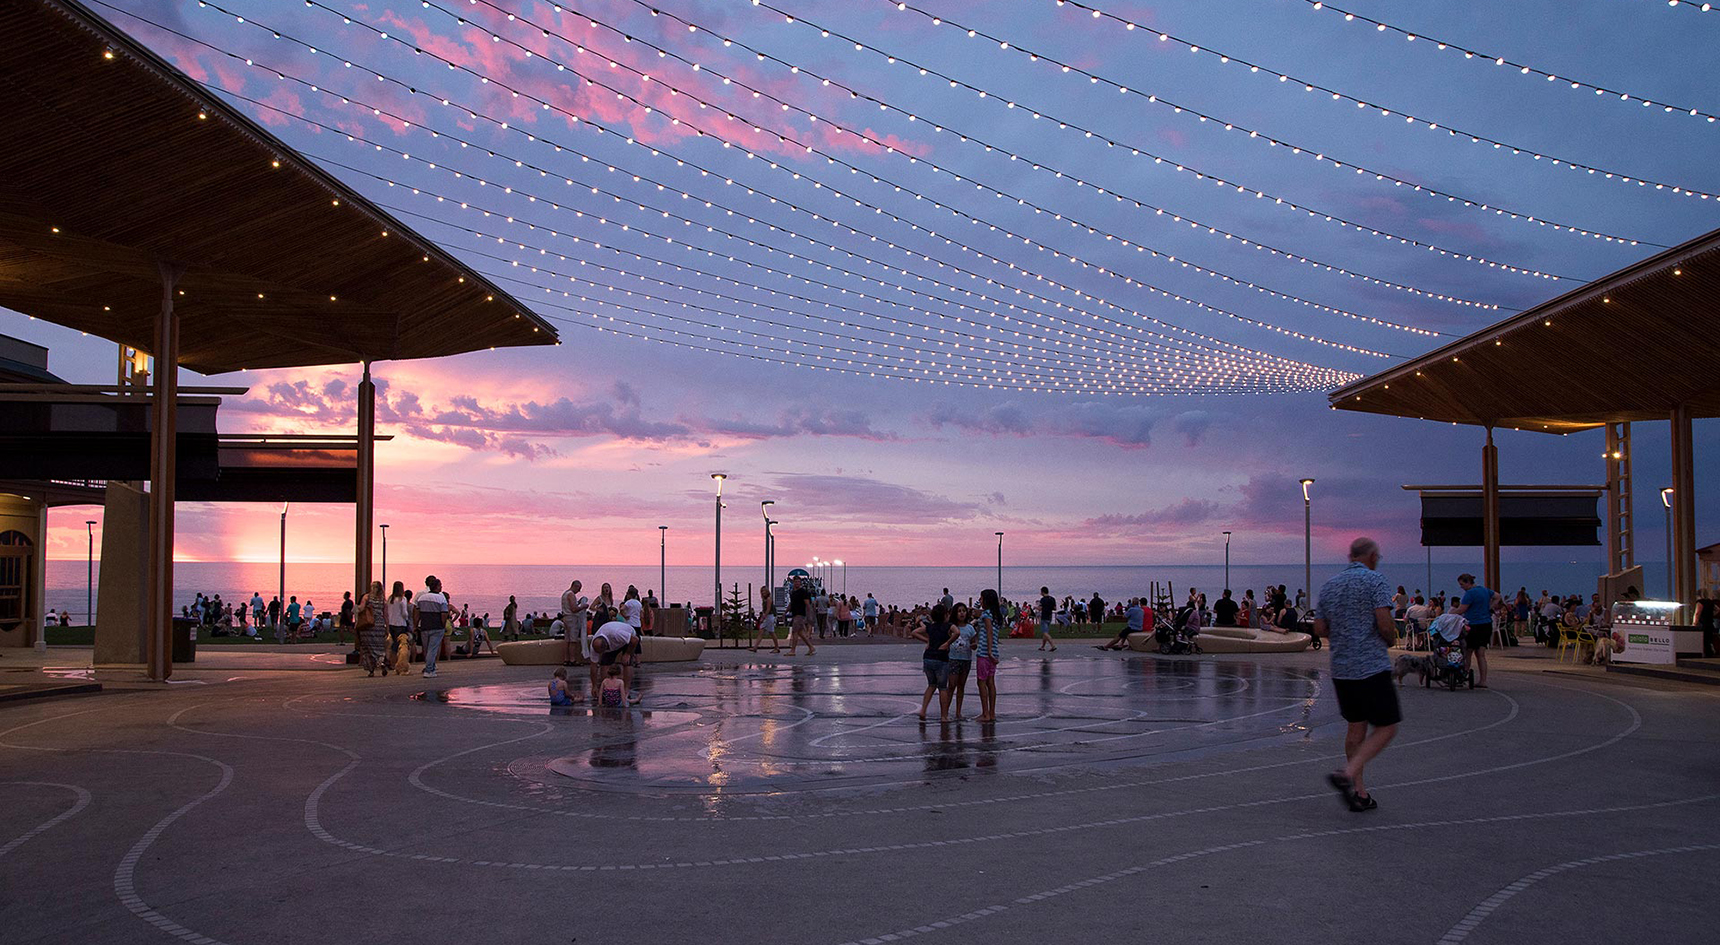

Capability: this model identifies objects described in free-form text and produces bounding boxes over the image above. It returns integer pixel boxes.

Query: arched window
[0,530,33,629]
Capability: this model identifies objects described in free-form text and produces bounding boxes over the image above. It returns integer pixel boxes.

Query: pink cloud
[224,374,891,458]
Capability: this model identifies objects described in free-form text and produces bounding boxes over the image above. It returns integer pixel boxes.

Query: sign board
[1417,492,1601,547]
[1611,625,1676,664]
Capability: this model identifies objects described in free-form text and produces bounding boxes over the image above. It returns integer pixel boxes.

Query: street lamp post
[1662,487,1674,600]
[760,501,774,596]
[1299,479,1315,608]
[379,523,388,590]
[278,502,289,628]
[835,559,846,596]
[711,474,727,634]
[765,519,777,600]
[995,532,1004,596]
[1222,530,1232,591]
[659,525,668,606]
[85,519,97,627]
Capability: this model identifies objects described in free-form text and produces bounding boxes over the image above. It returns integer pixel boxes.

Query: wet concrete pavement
[2,643,1717,945]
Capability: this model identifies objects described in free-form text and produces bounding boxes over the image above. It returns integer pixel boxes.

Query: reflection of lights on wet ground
[515,660,1332,799]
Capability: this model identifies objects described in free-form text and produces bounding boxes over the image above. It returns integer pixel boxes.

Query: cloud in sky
[1084,498,1221,533]
[925,398,1215,449]
[227,371,891,456]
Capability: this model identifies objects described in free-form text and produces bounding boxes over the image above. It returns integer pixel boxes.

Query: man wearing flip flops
[1312,536,1400,813]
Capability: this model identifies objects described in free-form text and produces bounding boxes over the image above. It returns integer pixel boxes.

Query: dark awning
[1331,226,1720,433]
[0,0,559,374]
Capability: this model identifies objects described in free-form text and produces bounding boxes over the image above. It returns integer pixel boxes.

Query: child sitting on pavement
[548,667,574,707]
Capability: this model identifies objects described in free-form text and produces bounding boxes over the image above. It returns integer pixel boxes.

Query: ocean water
[44,557,1635,623]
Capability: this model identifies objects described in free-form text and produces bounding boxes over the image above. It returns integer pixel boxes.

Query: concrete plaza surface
[1,643,1717,945]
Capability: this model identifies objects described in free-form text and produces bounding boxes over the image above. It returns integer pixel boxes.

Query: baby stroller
[1156,608,1204,655]
[1426,613,1475,691]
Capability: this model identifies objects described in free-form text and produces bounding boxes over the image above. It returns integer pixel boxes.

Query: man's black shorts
[1463,623,1493,652]
[1332,671,1402,727]
[597,646,625,667]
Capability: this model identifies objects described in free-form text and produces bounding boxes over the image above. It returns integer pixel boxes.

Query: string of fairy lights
[277,0,1460,342]
[862,1,1717,201]
[368,196,1288,386]
[179,60,1356,389]
[726,0,1658,249]
[153,27,1370,384]
[1070,0,1719,125]
[151,0,1409,365]
[102,0,1702,396]
[462,0,1559,297]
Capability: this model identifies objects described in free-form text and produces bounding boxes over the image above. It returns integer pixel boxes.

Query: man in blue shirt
[1453,574,1499,689]
[1313,537,1399,813]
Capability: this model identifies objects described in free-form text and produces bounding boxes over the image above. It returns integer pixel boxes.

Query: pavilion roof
[0,0,557,375]
[1330,225,1720,434]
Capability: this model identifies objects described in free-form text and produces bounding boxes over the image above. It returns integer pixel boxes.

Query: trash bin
[171,617,197,663]
[657,605,689,637]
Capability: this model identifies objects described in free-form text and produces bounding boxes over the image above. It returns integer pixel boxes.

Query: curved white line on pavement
[0,706,109,744]
[2,704,240,945]
[113,754,235,945]
[315,686,1608,872]
[1436,843,1720,944]
[721,705,817,746]
[810,712,916,747]
[829,793,1720,945]
[0,782,93,859]
[822,680,1651,944]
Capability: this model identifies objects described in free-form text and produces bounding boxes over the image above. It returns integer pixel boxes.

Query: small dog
[1393,653,1433,687]
[391,634,413,675]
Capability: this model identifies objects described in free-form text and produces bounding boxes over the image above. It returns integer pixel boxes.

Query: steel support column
[354,362,376,605]
[144,261,182,682]
[1669,405,1697,607]
[1481,427,1501,593]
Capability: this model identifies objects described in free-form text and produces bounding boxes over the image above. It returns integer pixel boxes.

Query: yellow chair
[1575,627,1599,663]
[1555,626,1584,663]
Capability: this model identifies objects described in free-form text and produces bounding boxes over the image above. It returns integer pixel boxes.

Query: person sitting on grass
[469,614,497,657]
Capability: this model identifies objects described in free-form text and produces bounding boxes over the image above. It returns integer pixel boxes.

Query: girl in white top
[386,582,412,633]
[621,585,644,630]
[946,602,977,719]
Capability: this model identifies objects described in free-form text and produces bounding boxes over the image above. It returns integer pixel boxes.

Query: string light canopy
[149,0,1409,364]
[734,0,1654,250]
[1073,0,1719,125]
[0,0,555,374]
[197,0,1454,345]
[870,1,1718,202]
[222,74,1367,380]
[449,0,1541,301]
[104,7,1355,392]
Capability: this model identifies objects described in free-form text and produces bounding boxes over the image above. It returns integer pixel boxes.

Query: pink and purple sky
[7,0,1715,570]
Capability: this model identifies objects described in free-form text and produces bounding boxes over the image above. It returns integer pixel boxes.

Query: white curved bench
[1125,627,1314,653]
[496,636,707,666]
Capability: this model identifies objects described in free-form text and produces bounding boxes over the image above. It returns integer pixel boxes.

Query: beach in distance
[45,558,1626,623]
